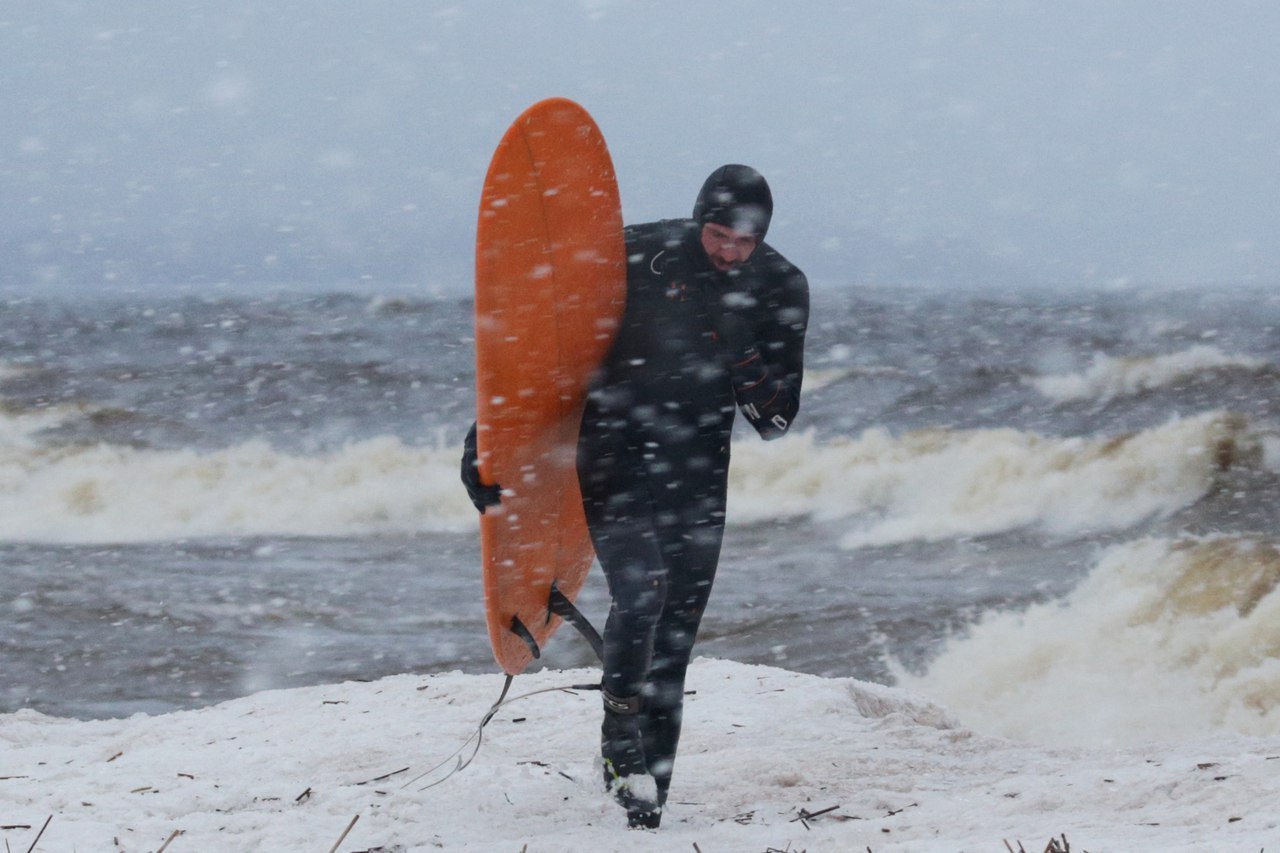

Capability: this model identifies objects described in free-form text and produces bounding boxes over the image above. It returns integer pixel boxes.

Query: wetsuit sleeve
[717,265,809,440]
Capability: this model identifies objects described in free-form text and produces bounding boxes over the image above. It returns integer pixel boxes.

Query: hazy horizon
[5,2,1278,294]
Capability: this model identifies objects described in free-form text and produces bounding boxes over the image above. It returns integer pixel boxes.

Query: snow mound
[2,659,1278,852]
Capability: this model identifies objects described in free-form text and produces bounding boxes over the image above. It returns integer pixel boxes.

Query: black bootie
[643,706,680,809]
[600,689,661,829]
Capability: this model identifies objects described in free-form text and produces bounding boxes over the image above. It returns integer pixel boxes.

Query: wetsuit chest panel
[594,226,737,443]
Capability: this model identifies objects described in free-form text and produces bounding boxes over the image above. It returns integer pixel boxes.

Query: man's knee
[607,561,666,624]
[644,676,687,713]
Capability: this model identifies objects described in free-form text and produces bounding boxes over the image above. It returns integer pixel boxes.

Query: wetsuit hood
[692,164,773,242]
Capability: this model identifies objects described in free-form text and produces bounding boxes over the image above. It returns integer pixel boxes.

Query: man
[463,164,809,828]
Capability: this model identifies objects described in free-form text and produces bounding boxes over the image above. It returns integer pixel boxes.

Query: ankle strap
[601,688,641,715]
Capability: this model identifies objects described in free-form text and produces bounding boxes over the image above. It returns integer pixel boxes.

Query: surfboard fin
[509,615,541,660]
[548,581,605,662]
[508,584,604,663]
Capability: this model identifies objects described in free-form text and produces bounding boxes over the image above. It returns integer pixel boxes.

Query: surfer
[463,164,809,828]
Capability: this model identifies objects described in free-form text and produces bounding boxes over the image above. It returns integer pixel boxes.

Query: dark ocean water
[3,284,1279,744]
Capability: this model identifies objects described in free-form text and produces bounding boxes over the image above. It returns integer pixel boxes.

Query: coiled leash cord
[402,675,601,791]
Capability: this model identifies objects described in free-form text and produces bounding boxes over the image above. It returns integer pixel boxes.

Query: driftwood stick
[155,829,183,853]
[325,815,359,853]
[24,816,52,853]
[357,767,410,786]
[790,803,841,826]
[805,804,841,820]
[1043,835,1070,853]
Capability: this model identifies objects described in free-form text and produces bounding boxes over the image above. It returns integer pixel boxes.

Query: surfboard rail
[473,97,626,674]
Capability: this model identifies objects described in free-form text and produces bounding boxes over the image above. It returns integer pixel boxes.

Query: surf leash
[402,676,601,791]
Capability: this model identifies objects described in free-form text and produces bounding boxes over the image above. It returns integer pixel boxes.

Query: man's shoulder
[747,241,808,290]
[624,218,697,252]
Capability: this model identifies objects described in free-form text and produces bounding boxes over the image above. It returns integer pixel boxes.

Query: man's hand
[461,422,503,513]
[707,294,793,440]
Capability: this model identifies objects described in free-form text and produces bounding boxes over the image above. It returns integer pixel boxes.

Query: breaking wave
[898,536,1280,746]
[0,433,476,543]
[0,403,1265,546]
[1030,345,1268,404]
[729,410,1256,547]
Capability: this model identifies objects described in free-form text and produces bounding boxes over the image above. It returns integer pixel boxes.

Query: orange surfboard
[473,98,626,675]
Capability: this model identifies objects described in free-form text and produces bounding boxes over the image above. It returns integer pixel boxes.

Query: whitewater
[3,284,1280,848]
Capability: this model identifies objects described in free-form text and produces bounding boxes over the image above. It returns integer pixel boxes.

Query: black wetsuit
[577,217,809,805]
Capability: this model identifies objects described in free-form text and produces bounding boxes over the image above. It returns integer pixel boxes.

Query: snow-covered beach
[4,659,1278,851]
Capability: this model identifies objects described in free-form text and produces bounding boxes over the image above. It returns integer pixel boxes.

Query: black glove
[460,421,502,513]
[708,295,792,440]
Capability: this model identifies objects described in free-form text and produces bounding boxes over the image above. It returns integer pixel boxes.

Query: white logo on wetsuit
[649,250,666,275]
[743,403,789,432]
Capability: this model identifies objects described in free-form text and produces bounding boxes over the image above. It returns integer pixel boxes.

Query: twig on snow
[155,829,183,853]
[357,767,409,786]
[1004,835,1072,853]
[326,815,359,853]
[790,804,841,829]
[23,816,52,853]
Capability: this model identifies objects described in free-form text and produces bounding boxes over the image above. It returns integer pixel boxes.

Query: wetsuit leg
[580,403,731,813]
[579,430,667,699]
[579,420,669,825]
[641,463,728,805]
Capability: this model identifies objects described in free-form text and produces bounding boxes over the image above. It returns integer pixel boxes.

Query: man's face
[700,222,759,272]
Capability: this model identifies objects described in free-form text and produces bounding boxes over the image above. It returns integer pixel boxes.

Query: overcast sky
[4,1,1278,293]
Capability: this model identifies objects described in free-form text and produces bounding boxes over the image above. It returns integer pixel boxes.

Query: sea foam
[729,410,1254,546]
[0,409,1259,545]
[1030,344,1267,403]
[897,535,1280,746]
[0,435,476,543]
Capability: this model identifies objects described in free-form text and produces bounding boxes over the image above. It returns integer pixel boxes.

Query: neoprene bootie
[600,689,661,828]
